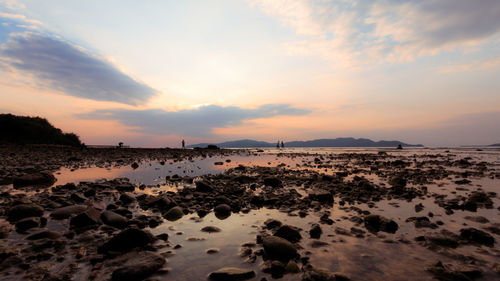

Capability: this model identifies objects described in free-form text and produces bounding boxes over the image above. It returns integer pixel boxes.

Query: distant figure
[182,139,185,149]
[118,142,123,148]
[397,144,403,150]
[276,141,280,149]
[281,141,284,148]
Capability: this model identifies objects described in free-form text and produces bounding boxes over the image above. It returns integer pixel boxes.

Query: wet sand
[0,145,499,280]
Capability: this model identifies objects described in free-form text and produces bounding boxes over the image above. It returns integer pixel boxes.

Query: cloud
[248,0,500,67]
[0,33,157,105]
[0,12,42,25]
[437,56,500,73]
[78,104,311,137]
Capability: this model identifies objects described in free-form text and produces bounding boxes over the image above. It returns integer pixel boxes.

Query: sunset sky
[1,0,499,147]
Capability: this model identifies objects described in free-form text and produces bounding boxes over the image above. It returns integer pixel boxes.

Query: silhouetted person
[397,144,403,150]
[281,141,284,148]
[182,139,185,149]
[276,141,280,149]
[118,142,123,148]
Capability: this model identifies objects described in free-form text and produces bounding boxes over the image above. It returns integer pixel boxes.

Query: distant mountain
[187,138,423,148]
[0,113,83,146]
[490,143,500,146]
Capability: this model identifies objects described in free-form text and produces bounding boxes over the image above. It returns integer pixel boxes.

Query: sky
[0,0,499,147]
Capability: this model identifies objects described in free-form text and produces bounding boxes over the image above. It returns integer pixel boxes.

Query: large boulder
[99,228,155,254]
[263,177,282,188]
[7,203,44,222]
[262,236,297,261]
[111,251,166,281]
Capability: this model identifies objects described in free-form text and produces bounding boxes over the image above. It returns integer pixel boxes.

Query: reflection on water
[36,147,500,280]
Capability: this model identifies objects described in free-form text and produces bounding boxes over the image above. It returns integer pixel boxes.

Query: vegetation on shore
[0,113,83,146]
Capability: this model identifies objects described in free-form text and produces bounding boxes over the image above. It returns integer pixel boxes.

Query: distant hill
[187,138,423,148]
[0,113,83,146]
[490,143,500,146]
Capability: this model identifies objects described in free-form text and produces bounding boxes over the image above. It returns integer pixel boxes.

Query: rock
[414,203,424,213]
[310,224,322,239]
[302,268,339,281]
[164,206,184,221]
[70,207,100,229]
[131,162,139,169]
[285,260,300,273]
[12,172,56,187]
[195,181,213,192]
[274,225,302,243]
[7,203,44,222]
[263,177,282,188]
[427,261,482,281]
[111,251,166,281]
[214,204,231,219]
[26,230,61,240]
[116,183,135,192]
[262,236,297,261]
[264,219,282,229]
[464,216,489,224]
[70,192,86,203]
[464,192,493,209]
[460,228,495,247]
[156,233,169,241]
[208,267,255,281]
[364,214,398,233]
[423,230,460,248]
[98,228,155,254]
[308,190,333,203]
[101,210,128,229]
[120,193,135,204]
[262,260,286,278]
[310,240,329,248]
[15,217,42,232]
[206,248,220,254]
[51,205,87,219]
[201,226,221,233]
[406,217,437,229]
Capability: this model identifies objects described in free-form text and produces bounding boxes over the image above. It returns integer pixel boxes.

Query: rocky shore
[0,145,499,280]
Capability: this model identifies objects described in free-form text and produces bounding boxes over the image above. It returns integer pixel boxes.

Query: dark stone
[208,267,255,281]
[70,192,86,203]
[111,251,166,281]
[274,225,302,243]
[26,230,61,240]
[163,206,184,221]
[308,190,334,203]
[460,228,495,247]
[12,172,56,187]
[99,228,155,254]
[214,204,231,219]
[120,193,135,204]
[70,207,101,229]
[116,184,135,192]
[101,210,128,229]
[201,226,221,233]
[263,177,282,188]
[264,219,282,229]
[364,214,398,233]
[7,203,44,222]
[51,205,87,219]
[310,224,322,239]
[195,181,213,192]
[262,236,297,261]
[15,217,41,232]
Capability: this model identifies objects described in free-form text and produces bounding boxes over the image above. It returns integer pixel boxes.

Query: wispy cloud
[248,0,500,68]
[78,104,311,137]
[0,33,157,105]
[0,12,42,26]
[437,56,500,73]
